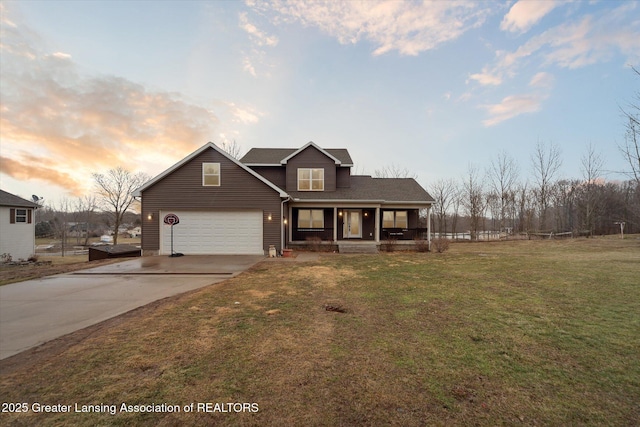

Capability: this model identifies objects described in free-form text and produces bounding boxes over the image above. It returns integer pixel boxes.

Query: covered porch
[284,203,431,247]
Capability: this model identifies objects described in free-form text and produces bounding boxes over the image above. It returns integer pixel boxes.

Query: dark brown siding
[249,166,286,188]
[285,146,337,192]
[336,167,351,188]
[141,148,283,253]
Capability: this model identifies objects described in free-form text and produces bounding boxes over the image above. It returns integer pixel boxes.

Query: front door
[344,210,361,238]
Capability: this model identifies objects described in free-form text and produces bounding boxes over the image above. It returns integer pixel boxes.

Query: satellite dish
[32,195,42,203]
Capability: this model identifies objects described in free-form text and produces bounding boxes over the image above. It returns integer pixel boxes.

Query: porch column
[333,207,338,242]
[375,207,380,242]
[288,205,293,245]
[427,205,432,251]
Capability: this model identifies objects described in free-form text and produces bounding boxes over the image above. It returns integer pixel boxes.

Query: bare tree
[531,140,562,231]
[487,151,519,236]
[219,139,244,160]
[93,167,150,245]
[74,195,97,246]
[579,144,604,235]
[374,163,417,179]
[49,198,71,257]
[617,66,640,184]
[515,182,535,235]
[429,178,456,237]
[462,164,485,241]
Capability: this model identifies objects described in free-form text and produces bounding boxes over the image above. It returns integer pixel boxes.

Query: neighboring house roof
[241,142,354,166]
[132,142,288,198]
[0,189,39,208]
[288,176,435,204]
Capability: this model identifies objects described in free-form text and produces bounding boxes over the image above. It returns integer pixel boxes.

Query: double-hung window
[203,163,220,186]
[15,209,27,223]
[9,208,31,224]
[382,211,408,228]
[298,168,324,191]
[298,209,324,229]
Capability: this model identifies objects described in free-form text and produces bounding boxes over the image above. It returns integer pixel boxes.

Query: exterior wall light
[147,213,153,221]
[268,213,272,221]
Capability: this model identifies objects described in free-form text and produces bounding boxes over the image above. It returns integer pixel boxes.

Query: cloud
[239,11,278,47]
[500,0,560,33]
[482,93,547,127]
[0,156,85,196]
[0,6,255,196]
[471,2,640,87]
[248,0,494,56]
[529,71,554,88]
[467,67,503,86]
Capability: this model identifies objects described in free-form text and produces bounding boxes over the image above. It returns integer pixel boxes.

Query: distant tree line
[428,140,639,239]
[428,67,640,239]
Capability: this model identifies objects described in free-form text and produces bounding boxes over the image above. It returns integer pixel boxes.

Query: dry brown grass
[1,236,639,426]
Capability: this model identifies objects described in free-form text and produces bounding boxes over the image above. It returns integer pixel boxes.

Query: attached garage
[160,210,264,255]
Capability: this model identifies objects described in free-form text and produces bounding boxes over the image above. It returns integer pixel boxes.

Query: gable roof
[0,189,39,208]
[132,142,288,198]
[288,176,435,204]
[241,142,353,166]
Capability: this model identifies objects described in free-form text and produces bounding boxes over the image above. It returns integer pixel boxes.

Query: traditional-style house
[134,142,434,255]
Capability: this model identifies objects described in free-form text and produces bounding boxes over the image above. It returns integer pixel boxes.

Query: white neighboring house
[0,189,39,261]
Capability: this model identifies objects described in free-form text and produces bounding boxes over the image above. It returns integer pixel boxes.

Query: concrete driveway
[0,255,263,360]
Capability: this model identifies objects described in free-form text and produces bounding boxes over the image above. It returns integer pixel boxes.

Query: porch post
[333,207,338,242]
[427,205,432,251]
[288,205,293,245]
[375,207,380,242]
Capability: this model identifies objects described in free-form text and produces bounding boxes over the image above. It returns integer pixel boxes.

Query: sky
[1,0,639,205]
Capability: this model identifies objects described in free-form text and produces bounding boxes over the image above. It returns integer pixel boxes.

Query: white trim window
[298,209,324,229]
[382,211,408,228]
[15,209,27,223]
[298,168,324,191]
[203,163,220,186]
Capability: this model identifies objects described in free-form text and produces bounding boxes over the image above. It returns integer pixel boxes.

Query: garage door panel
[160,211,263,255]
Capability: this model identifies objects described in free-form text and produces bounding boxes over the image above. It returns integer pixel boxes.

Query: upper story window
[9,208,31,224]
[298,168,324,191]
[15,209,27,223]
[382,211,408,228]
[203,163,220,186]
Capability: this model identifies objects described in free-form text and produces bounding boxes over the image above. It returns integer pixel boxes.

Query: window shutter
[28,209,32,224]
[10,208,15,224]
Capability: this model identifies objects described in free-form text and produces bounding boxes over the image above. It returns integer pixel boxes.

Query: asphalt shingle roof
[241,148,353,165]
[0,189,39,208]
[288,176,434,203]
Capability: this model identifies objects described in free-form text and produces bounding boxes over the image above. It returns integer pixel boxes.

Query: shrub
[381,238,397,252]
[305,236,324,252]
[433,238,450,253]
[414,238,429,252]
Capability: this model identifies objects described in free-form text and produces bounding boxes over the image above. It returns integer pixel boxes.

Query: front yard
[1,237,638,426]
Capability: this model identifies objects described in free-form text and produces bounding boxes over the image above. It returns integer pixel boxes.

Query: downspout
[281,196,290,253]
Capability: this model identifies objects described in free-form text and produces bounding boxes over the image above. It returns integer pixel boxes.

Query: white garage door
[160,210,263,255]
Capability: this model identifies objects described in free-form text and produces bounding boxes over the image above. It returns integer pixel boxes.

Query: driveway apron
[0,255,263,360]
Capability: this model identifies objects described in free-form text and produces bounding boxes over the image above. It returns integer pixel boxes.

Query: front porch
[285,205,431,249]
[287,239,430,253]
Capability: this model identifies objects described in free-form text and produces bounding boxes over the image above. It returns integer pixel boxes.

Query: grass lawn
[1,237,638,426]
